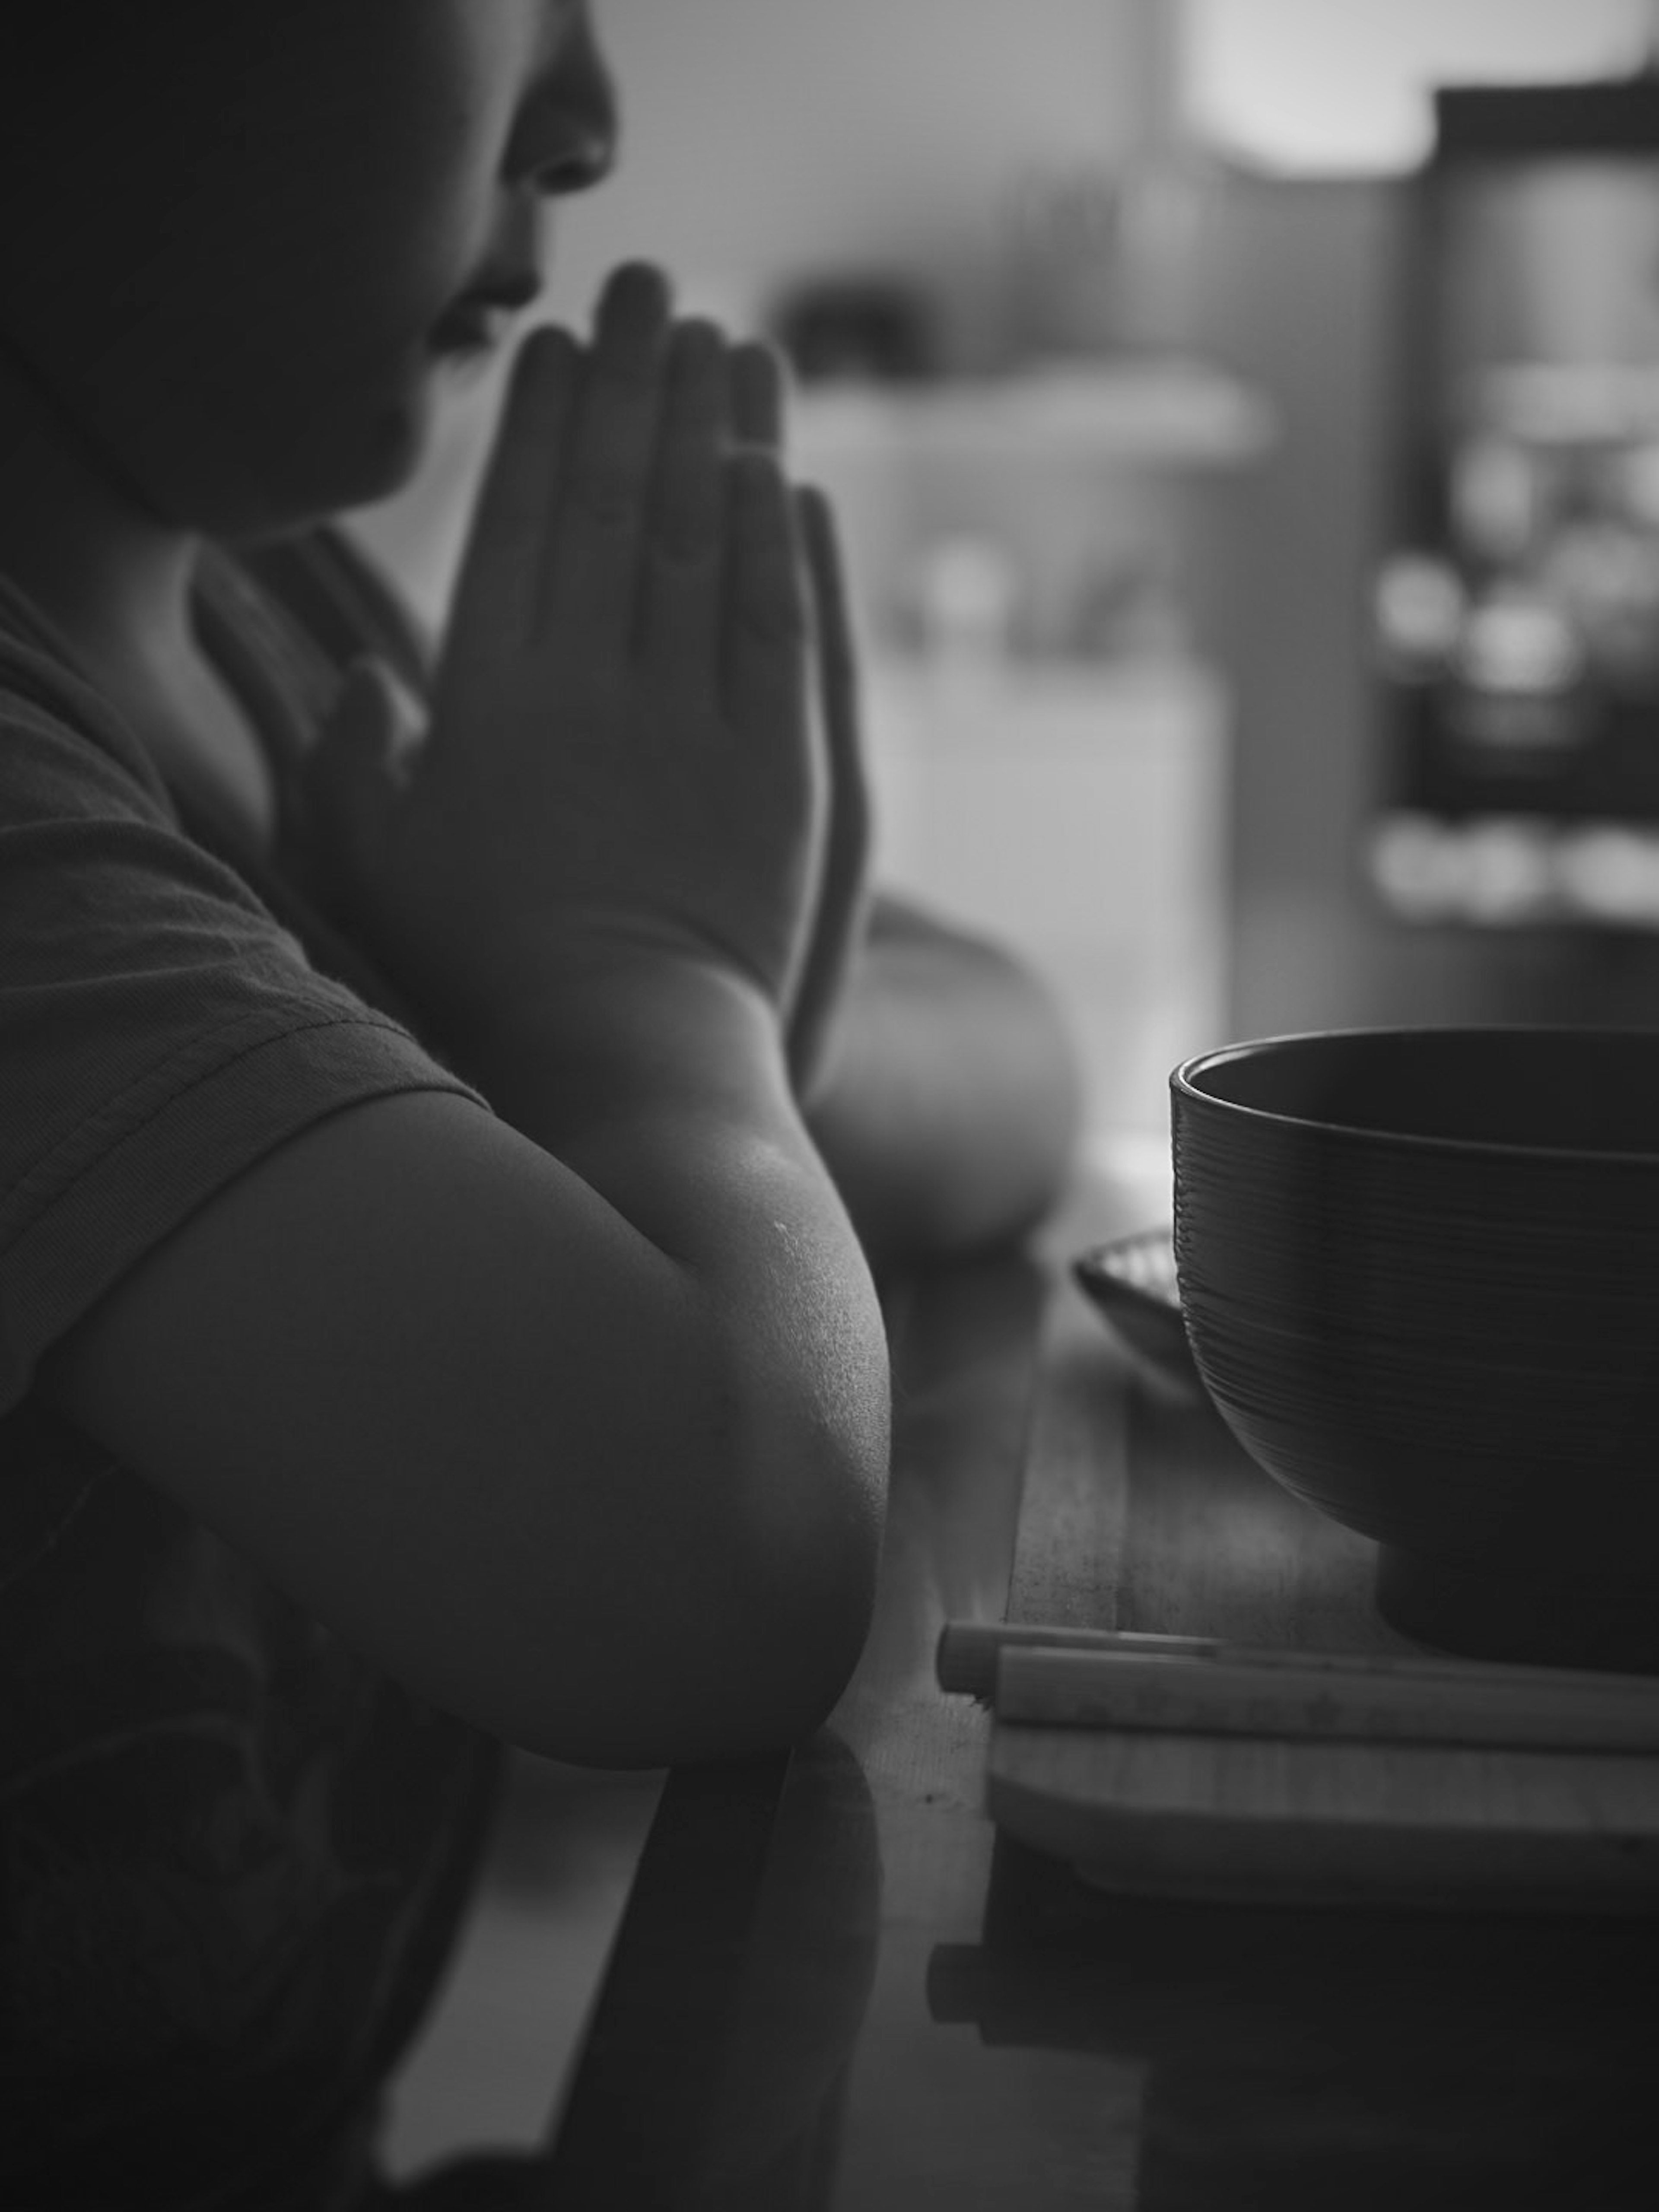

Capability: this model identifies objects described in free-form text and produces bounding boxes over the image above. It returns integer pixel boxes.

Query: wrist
[452,949,795,1149]
[451,947,873,1309]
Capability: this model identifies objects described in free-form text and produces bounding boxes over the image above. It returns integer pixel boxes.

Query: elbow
[507,1453,886,1770]
[660,1360,891,1765]
[488,1312,891,1770]
[706,1238,893,1755]
[741,1433,888,1753]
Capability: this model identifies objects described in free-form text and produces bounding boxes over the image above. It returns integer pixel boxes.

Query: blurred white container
[864,653,1231,1144]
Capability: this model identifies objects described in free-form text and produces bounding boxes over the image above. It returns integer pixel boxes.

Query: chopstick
[937,1621,1659,1753]
[936,1620,1612,1698]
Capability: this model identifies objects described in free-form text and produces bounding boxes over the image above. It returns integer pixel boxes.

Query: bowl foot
[1376,1546,1659,1675]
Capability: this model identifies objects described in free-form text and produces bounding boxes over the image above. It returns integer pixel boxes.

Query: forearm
[464,960,888,1493]
[805,909,1084,1271]
[375,956,892,1757]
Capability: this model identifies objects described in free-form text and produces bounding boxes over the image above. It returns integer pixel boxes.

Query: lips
[431,300,515,356]
[431,270,543,357]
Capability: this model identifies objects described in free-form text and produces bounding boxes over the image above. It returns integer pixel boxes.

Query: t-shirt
[0,532,505,2212]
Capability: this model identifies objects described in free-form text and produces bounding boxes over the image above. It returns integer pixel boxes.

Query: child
[0,5,1080,2206]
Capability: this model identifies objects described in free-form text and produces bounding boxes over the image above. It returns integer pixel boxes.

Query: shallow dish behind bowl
[1170,1028,1659,1672]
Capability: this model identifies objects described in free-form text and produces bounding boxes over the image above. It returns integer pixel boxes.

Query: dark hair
[0,4,288,186]
[7,2,280,100]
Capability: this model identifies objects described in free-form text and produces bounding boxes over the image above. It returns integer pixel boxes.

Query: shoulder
[0,567,480,1424]
[0,578,175,821]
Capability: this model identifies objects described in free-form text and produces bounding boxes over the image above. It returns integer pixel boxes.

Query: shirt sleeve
[0,660,488,1417]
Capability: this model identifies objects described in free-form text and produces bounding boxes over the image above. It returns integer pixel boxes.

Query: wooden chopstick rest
[936,1621,1659,1753]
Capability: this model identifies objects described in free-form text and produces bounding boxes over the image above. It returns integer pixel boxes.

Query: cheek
[216,211,477,520]
[87,146,483,528]
[0,7,516,534]
[39,255,444,537]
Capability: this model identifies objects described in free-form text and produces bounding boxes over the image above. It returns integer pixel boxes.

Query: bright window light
[1182,0,1655,175]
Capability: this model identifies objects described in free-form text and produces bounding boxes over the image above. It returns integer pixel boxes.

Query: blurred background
[374,5,1659,2175]
[349,0,1659,1157]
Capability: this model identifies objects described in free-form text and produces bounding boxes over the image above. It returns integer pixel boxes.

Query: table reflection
[548,1731,881,2210]
[930,1833,1659,2207]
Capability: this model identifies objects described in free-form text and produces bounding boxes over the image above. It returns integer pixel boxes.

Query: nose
[512,13,619,198]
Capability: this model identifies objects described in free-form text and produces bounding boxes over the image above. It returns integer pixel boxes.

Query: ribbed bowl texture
[1170,1030,1659,1648]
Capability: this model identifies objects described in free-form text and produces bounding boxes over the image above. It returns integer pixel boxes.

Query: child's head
[0,0,616,539]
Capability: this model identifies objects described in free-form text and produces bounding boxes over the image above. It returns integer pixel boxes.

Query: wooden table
[520,1170,1659,2209]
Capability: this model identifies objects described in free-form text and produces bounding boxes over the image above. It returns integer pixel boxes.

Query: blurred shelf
[795,361,1276,472]
[867,650,1227,735]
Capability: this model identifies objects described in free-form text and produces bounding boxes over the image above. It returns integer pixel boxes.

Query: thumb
[306,657,406,893]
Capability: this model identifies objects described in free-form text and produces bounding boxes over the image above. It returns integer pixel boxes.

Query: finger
[798,485,863,793]
[636,319,728,683]
[787,489,873,1099]
[444,325,580,693]
[540,262,674,656]
[728,338,788,452]
[722,448,812,737]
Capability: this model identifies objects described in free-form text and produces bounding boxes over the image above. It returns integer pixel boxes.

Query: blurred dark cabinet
[1189,124,1659,1038]
[1375,77,1659,937]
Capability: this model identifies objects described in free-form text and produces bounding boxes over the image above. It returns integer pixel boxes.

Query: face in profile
[0,0,617,540]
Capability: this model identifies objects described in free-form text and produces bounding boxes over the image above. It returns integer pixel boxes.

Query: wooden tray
[988,1719,1659,1912]
[989,1259,1659,1915]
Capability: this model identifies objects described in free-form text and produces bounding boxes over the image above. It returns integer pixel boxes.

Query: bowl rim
[1170,1023,1659,1167]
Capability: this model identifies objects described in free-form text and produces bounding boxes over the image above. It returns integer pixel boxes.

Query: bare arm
[41,270,890,1770]
[44,1024,884,1771]
[807,893,1084,1271]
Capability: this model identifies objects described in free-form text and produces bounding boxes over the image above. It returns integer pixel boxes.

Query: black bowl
[1170,1028,1659,1670]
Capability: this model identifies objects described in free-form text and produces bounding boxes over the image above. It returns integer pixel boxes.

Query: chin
[216,391,435,544]
[331,397,433,513]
